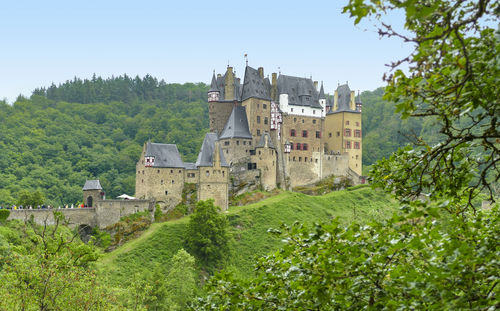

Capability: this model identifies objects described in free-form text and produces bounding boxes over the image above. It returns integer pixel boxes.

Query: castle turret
[208,71,220,102]
[356,91,362,112]
[319,81,326,117]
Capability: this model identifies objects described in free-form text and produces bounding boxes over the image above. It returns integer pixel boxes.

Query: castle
[135,65,363,211]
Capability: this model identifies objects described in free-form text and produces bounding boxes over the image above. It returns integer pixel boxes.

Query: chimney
[314,81,318,90]
[258,67,264,79]
[271,72,277,101]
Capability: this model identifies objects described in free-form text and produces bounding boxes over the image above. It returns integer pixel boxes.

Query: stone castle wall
[8,208,98,229]
[7,199,153,229]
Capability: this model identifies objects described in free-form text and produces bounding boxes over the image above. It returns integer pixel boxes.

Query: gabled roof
[145,142,185,168]
[241,66,271,101]
[256,132,275,149]
[195,133,229,167]
[277,75,322,109]
[83,180,102,191]
[219,106,252,140]
[328,83,360,114]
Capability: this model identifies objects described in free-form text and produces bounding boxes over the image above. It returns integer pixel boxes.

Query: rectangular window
[257,129,261,135]
[243,141,246,145]
[264,117,268,125]
[224,141,230,146]
[345,141,351,149]
[302,130,307,137]
[344,128,351,137]
[290,143,294,150]
[316,131,321,138]
[296,143,301,150]
[346,120,350,125]
[250,149,256,155]
[290,129,296,137]
[354,130,361,137]
[329,133,332,138]
[313,119,316,124]
[303,143,308,150]
[354,142,360,149]
[237,140,240,145]
[356,121,359,126]
[263,104,267,109]
[257,116,261,123]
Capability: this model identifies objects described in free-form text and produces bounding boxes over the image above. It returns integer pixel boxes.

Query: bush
[0,209,10,223]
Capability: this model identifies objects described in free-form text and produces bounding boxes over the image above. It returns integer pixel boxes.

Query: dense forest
[0,75,429,206]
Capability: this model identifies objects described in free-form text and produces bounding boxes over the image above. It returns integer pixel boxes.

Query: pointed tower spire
[209,70,218,92]
[319,81,326,100]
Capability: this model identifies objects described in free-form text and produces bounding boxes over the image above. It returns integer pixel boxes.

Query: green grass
[96,187,398,286]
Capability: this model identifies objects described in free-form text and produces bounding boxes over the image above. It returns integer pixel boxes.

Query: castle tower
[196,133,230,211]
[324,83,362,176]
[208,67,240,135]
[82,180,104,208]
[208,71,220,102]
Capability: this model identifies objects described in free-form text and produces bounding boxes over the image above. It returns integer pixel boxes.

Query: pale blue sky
[0,0,411,103]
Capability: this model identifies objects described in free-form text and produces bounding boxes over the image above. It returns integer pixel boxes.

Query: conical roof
[319,82,326,100]
[208,71,219,92]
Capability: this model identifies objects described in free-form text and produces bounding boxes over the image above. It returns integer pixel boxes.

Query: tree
[185,200,230,270]
[0,212,114,309]
[343,0,499,211]
[17,189,45,207]
[164,249,197,310]
[195,1,500,309]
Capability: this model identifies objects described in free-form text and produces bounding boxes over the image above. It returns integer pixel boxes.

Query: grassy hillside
[97,187,398,287]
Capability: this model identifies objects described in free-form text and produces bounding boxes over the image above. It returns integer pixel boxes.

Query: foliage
[92,227,112,249]
[106,210,152,251]
[17,189,45,207]
[345,0,500,208]
[0,209,9,223]
[163,248,197,310]
[0,213,115,309]
[293,175,352,195]
[154,203,163,222]
[0,76,209,207]
[195,207,499,310]
[185,200,230,271]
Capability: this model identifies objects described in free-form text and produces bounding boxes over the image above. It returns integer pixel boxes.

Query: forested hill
[0,75,425,206]
[0,76,209,206]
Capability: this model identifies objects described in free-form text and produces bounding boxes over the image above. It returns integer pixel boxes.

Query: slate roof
[184,162,197,170]
[277,75,322,109]
[83,180,102,191]
[195,133,229,167]
[241,66,271,101]
[219,106,252,140]
[328,84,360,114]
[208,72,218,92]
[319,82,326,100]
[145,142,185,168]
[256,132,275,149]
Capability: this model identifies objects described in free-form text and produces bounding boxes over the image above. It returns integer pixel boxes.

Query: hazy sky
[0,0,411,103]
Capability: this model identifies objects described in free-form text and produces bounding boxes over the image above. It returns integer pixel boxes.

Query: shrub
[0,209,10,223]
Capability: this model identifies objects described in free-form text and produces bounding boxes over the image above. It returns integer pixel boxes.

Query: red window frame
[302,130,308,137]
[290,129,296,137]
